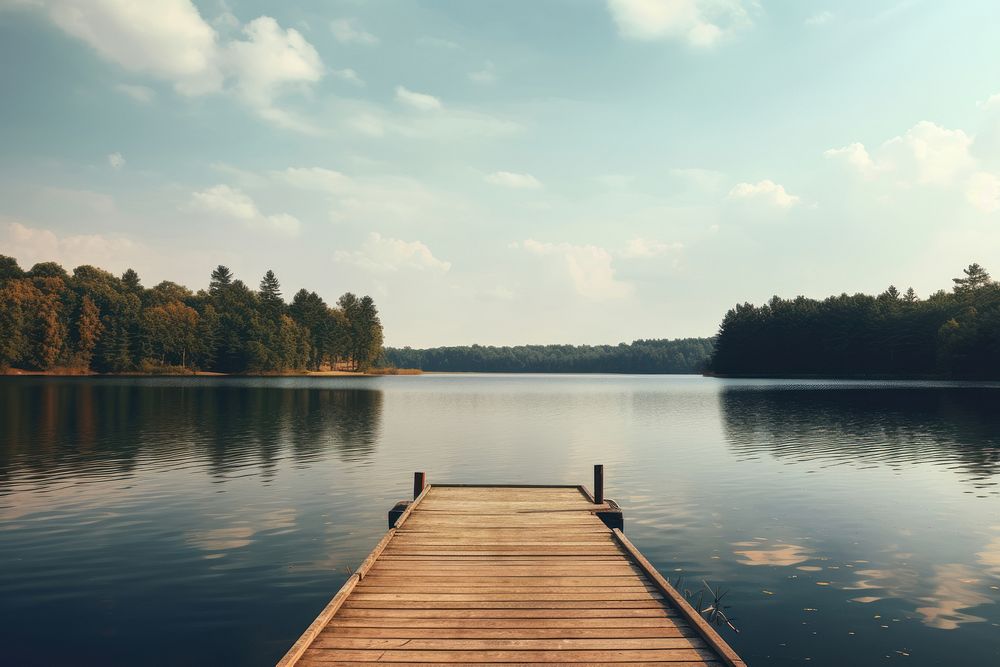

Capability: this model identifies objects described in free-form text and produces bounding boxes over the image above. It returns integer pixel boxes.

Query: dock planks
[278,484,746,666]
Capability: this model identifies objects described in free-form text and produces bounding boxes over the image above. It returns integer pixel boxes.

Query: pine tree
[209,265,233,295]
[953,263,991,294]
[121,268,142,292]
[259,270,283,319]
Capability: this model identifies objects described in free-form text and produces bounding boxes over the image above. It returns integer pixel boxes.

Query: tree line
[384,338,715,374]
[709,263,1000,378]
[0,255,383,374]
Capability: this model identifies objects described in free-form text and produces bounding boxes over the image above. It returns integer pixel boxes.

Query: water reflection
[0,379,384,482]
[720,384,1000,489]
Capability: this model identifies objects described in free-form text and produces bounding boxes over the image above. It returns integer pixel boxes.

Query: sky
[1,0,999,347]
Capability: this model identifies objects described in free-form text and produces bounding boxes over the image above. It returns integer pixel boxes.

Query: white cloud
[334,232,451,273]
[13,2,324,132]
[606,0,754,47]
[966,172,1000,213]
[331,68,364,86]
[828,121,976,187]
[28,0,223,95]
[107,152,125,169]
[824,119,1000,214]
[728,179,800,208]
[485,171,542,189]
[395,86,442,111]
[114,83,155,103]
[330,18,378,45]
[224,17,323,130]
[518,239,633,300]
[977,93,1000,111]
[881,121,973,186]
[805,11,833,26]
[469,61,496,84]
[619,237,683,258]
[824,142,879,179]
[190,184,301,234]
[272,167,352,193]
[1,220,138,271]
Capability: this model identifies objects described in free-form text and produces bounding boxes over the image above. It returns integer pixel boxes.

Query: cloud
[805,11,834,26]
[114,83,155,103]
[606,0,754,47]
[880,121,973,186]
[331,68,364,86]
[330,18,378,45]
[977,93,1000,111]
[469,61,496,84]
[272,167,352,193]
[824,141,878,178]
[190,184,301,234]
[966,172,1000,213]
[334,232,451,273]
[225,17,322,102]
[518,239,633,300]
[826,121,1000,211]
[107,152,125,169]
[827,122,973,186]
[13,2,324,132]
[395,86,442,111]
[223,17,323,131]
[619,237,683,258]
[1,220,138,271]
[728,179,800,208]
[25,0,223,95]
[485,171,542,189]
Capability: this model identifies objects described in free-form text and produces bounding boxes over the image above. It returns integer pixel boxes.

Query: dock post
[413,471,426,500]
[594,464,604,504]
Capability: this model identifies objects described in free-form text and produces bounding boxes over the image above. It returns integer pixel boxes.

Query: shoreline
[1,368,422,378]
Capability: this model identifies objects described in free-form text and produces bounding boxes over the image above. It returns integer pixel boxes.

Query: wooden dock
[278,468,746,666]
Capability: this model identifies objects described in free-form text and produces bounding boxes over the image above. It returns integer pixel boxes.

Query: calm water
[1,375,999,666]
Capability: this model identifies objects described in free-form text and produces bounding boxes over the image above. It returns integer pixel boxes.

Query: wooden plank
[318,627,695,638]
[309,638,707,650]
[299,662,721,667]
[333,608,680,619]
[349,592,666,602]
[326,616,685,627]
[298,648,720,662]
[342,600,669,609]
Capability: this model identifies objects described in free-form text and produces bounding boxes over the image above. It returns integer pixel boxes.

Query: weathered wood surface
[278,485,746,666]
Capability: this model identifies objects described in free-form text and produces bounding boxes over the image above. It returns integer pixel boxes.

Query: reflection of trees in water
[720,386,1000,485]
[0,380,383,482]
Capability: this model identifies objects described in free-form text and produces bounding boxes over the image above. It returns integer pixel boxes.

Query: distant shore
[1,367,423,378]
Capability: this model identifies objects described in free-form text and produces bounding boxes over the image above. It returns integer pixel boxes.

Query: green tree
[209,265,233,295]
[75,295,103,369]
[0,255,23,282]
[121,268,142,292]
[28,261,68,279]
[142,300,200,367]
[953,263,992,296]
[259,270,283,320]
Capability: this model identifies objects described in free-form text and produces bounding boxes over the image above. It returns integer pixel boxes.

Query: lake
[1,375,998,666]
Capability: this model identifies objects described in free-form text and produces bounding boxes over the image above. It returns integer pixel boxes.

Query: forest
[384,338,714,374]
[0,255,383,374]
[709,263,1000,379]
